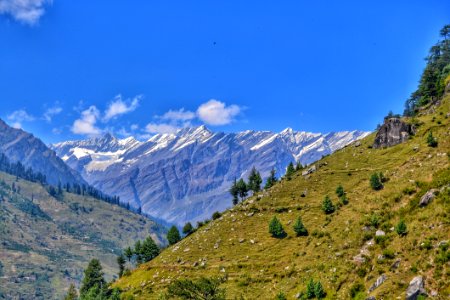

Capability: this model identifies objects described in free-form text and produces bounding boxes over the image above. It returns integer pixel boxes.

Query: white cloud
[158,108,195,122]
[145,123,179,134]
[52,127,62,134]
[43,105,62,122]
[0,0,52,25]
[71,105,101,136]
[130,124,139,131]
[103,94,141,121]
[196,99,241,126]
[7,109,34,129]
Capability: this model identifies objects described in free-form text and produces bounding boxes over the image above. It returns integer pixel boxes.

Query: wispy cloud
[196,99,241,126]
[157,108,195,122]
[7,109,34,129]
[0,0,53,25]
[71,106,101,136]
[103,94,141,122]
[145,123,180,135]
[43,105,62,122]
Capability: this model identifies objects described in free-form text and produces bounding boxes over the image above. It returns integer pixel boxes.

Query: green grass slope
[0,173,166,299]
[115,95,450,299]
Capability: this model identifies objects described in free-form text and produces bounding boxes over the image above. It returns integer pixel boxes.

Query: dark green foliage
[404,24,450,115]
[370,173,383,190]
[269,216,286,238]
[321,196,335,214]
[395,219,408,236]
[167,226,182,245]
[264,169,278,189]
[166,277,226,300]
[182,222,194,235]
[335,184,345,197]
[275,291,287,300]
[141,236,160,262]
[295,161,303,171]
[293,217,308,236]
[80,259,106,297]
[314,281,325,299]
[124,247,133,262]
[64,284,78,300]
[229,178,239,205]
[349,282,364,298]
[134,240,143,264]
[306,279,315,298]
[247,167,262,193]
[212,211,221,220]
[117,254,126,278]
[285,162,295,180]
[427,132,438,147]
[236,178,248,201]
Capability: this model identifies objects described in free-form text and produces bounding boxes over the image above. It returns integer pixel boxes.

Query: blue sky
[0,0,449,143]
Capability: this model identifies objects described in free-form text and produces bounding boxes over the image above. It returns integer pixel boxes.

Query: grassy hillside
[115,94,449,299]
[0,172,166,299]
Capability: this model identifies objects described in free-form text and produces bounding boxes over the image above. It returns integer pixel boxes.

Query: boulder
[302,165,317,176]
[375,230,385,236]
[368,274,387,292]
[373,118,415,148]
[406,276,427,300]
[419,189,437,206]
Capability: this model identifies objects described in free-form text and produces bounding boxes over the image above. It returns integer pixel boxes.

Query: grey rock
[52,127,369,225]
[375,230,385,236]
[366,297,376,300]
[301,165,317,176]
[354,140,362,147]
[368,274,387,292]
[373,118,415,149]
[406,276,427,300]
[390,259,400,270]
[419,189,437,206]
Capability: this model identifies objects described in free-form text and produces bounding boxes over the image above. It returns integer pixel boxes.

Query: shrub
[321,196,335,214]
[182,222,194,235]
[382,249,395,259]
[212,211,221,220]
[427,132,438,147]
[349,282,365,298]
[306,279,315,298]
[269,216,286,238]
[293,217,308,236]
[395,219,408,236]
[167,277,226,300]
[275,292,287,300]
[369,213,381,228]
[314,281,325,299]
[370,173,384,190]
[335,184,345,197]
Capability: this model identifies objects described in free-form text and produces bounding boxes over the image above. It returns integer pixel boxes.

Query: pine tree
[314,281,325,299]
[427,132,438,147]
[124,247,133,262]
[247,167,262,193]
[264,168,277,189]
[117,254,126,278]
[335,184,345,197]
[268,216,286,238]
[167,226,181,245]
[321,196,335,214]
[64,284,78,300]
[229,178,239,205]
[395,219,408,236]
[134,240,143,264]
[370,173,383,190]
[293,217,308,236]
[141,236,160,262]
[182,222,194,235]
[80,259,106,297]
[285,162,295,180]
[306,279,315,299]
[295,161,303,171]
[236,178,248,201]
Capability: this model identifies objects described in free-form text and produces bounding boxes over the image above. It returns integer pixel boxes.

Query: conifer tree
[335,184,345,197]
[64,284,78,300]
[269,216,286,238]
[80,259,106,298]
[285,162,295,180]
[321,196,335,214]
[247,167,262,193]
[124,247,133,262]
[293,217,308,236]
[370,173,383,190]
[314,281,325,299]
[182,222,194,235]
[427,132,438,147]
[395,219,408,236]
[167,226,181,245]
[141,236,160,263]
[134,240,143,264]
[117,254,126,278]
[264,168,278,189]
[306,279,315,299]
[229,178,239,205]
[295,161,303,171]
[236,178,248,201]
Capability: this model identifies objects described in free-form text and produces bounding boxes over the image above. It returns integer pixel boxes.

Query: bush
[321,196,335,214]
[370,173,384,190]
[275,292,287,300]
[395,219,408,236]
[427,132,438,147]
[382,249,395,259]
[306,279,315,298]
[349,282,365,298]
[335,184,345,197]
[293,217,308,236]
[269,216,286,238]
[167,277,226,300]
[314,281,325,299]
[182,222,194,235]
[212,211,221,220]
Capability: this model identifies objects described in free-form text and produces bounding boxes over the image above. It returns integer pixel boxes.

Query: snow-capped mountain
[51,126,370,225]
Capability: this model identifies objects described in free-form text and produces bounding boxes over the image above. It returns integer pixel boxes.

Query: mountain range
[51,126,370,225]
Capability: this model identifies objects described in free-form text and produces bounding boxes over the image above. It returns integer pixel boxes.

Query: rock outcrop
[373,118,415,149]
[406,276,427,300]
[419,189,437,206]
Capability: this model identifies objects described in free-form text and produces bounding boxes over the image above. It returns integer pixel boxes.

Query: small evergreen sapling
[182,222,194,235]
[167,226,182,245]
[306,279,315,298]
[370,173,383,190]
[314,281,325,299]
[427,132,438,147]
[293,217,308,236]
[264,169,278,189]
[321,196,335,214]
[395,219,408,236]
[269,216,286,238]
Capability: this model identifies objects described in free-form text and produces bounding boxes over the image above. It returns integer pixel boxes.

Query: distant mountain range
[51,126,370,225]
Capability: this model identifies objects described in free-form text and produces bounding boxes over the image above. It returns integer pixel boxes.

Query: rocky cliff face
[52,126,370,225]
[373,118,415,149]
[0,119,86,186]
